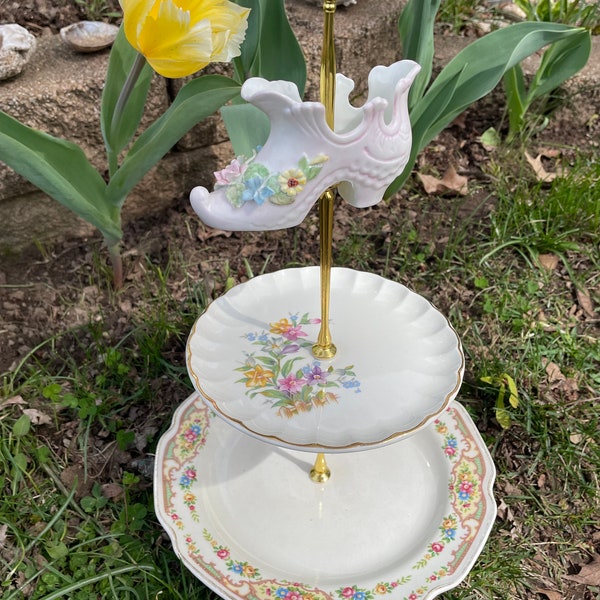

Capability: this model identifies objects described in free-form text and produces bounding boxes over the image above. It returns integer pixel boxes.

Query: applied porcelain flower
[120,0,249,78]
[190,60,421,230]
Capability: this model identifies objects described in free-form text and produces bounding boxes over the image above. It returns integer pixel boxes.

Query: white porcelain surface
[155,393,496,600]
[190,61,420,231]
[187,267,464,452]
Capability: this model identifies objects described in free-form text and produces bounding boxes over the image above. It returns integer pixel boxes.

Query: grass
[1,151,599,598]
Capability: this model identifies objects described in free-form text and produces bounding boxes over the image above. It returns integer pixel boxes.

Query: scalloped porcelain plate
[154,393,496,600]
[187,267,464,452]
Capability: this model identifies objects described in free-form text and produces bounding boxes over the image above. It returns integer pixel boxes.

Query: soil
[1,2,600,599]
[0,0,121,34]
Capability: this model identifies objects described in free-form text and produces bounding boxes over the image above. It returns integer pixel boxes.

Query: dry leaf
[417,166,468,196]
[101,483,124,500]
[22,408,52,426]
[537,253,559,271]
[543,359,565,384]
[565,553,600,586]
[525,151,557,182]
[570,432,583,444]
[196,225,232,241]
[0,395,26,408]
[576,288,595,319]
[535,589,562,600]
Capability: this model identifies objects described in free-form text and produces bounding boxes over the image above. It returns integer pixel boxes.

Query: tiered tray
[154,266,496,599]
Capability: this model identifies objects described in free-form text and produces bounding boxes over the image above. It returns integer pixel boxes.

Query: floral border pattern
[159,400,491,600]
[236,313,361,418]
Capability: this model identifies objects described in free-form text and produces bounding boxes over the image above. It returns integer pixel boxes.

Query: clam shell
[0,24,37,80]
[60,21,119,53]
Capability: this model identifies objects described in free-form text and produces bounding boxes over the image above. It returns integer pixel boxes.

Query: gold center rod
[309,0,338,485]
[312,0,337,361]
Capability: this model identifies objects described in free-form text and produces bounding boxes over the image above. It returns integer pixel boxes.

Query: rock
[0,24,37,80]
[60,21,119,53]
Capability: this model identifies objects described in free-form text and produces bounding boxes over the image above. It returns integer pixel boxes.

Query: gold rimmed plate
[154,393,496,600]
[187,267,464,452]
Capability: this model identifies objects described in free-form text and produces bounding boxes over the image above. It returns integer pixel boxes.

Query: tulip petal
[121,0,249,79]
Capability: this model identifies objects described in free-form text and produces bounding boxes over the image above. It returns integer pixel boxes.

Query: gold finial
[309,452,331,483]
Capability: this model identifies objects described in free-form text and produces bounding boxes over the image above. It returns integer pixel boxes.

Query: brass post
[312,0,337,361]
[309,452,331,483]
[310,0,338,484]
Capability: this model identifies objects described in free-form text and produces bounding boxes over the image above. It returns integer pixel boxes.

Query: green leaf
[495,405,512,429]
[232,0,261,80]
[398,0,442,109]
[107,75,240,207]
[221,103,270,157]
[529,29,591,101]
[249,0,306,95]
[12,414,31,437]
[503,374,520,409]
[0,112,120,243]
[45,542,69,560]
[100,26,153,173]
[504,64,528,135]
[386,21,589,198]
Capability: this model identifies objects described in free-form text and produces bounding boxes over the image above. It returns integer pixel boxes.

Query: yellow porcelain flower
[278,168,307,197]
[120,0,249,78]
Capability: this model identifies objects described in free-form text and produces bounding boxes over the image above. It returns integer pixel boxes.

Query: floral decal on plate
[174,413,208,460]
[178,466,200,521]
[256,582,329,600]
[214,152,329,208]
[453,461,480,518]
[413,514,459,570]
[236,313,361,418]
[434,418,459,461]
[203,529,262,579]
[335,579,410,600]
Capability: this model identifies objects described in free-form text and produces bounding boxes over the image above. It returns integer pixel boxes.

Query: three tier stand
[154,4,496,599]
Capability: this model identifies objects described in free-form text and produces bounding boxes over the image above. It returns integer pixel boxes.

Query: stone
[0,24,37,80]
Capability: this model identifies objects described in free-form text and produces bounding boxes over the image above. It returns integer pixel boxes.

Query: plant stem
[108,241,123,290]
[108,52,147,176]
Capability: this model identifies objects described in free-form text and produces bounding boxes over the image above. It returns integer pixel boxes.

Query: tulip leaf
[101,26,154,174]
[0,111,121,243]
[221,103,270,157]
[398,0,441,109]
[385,21,589,198]
[249,0,306,95]
[107,75,241,206]
[528,29,591,101]
[233,0,261,80]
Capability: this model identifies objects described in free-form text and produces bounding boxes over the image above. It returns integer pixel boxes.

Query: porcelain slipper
[190,60,420,231]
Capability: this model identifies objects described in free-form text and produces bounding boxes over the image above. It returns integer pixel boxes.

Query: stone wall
[0,0,405,252]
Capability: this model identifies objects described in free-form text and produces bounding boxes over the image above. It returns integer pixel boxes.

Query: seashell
[59,21,119,53]
[0,24,37,81]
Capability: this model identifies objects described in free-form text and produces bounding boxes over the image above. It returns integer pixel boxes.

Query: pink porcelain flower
[214,157,248,186]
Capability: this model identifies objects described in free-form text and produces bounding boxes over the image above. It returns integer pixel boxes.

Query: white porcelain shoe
[190,60,420,231]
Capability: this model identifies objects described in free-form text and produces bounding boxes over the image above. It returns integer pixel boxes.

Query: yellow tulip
[120,0,250,78]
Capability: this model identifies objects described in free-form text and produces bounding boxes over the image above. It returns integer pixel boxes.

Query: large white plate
[154,393,496,600]
[187,267,464,452]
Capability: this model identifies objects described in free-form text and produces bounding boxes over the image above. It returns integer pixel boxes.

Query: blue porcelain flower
[241,175,276,205]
